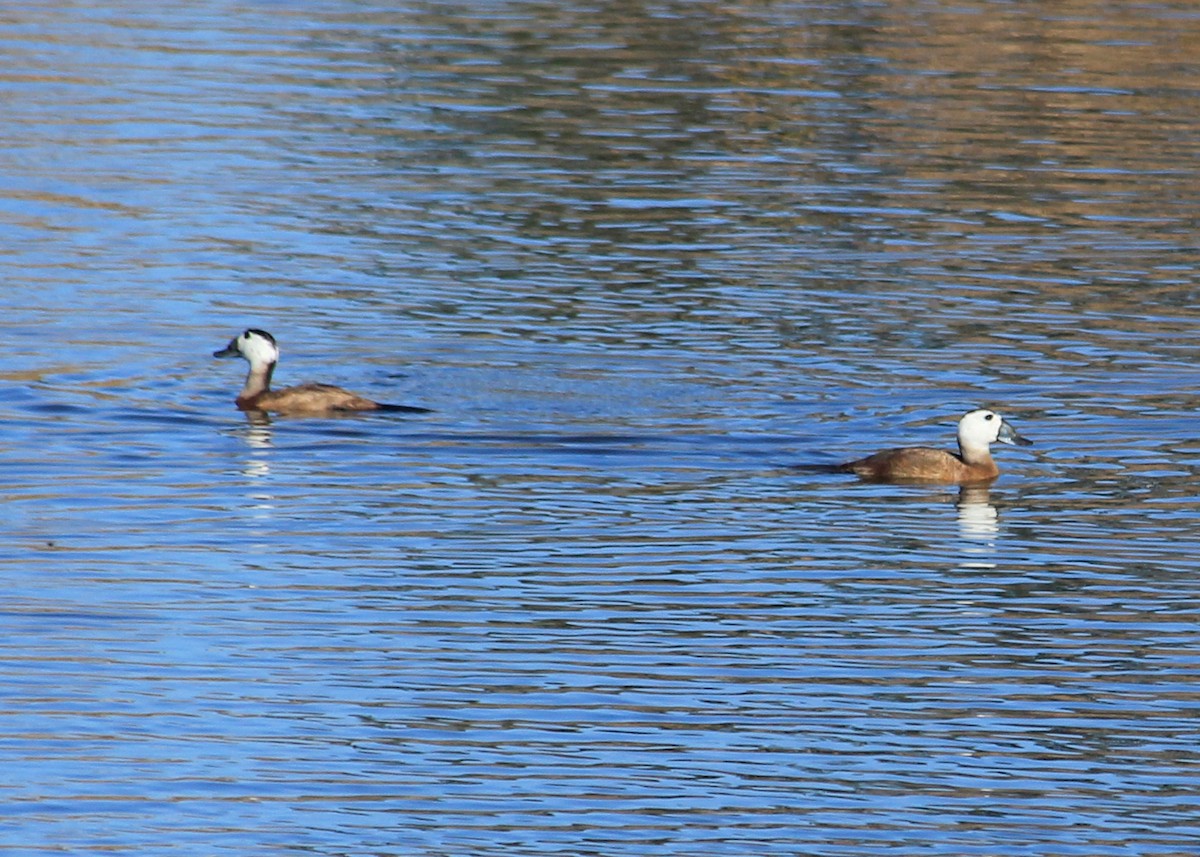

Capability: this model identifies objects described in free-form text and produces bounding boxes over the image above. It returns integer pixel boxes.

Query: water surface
[2,1,1200,854]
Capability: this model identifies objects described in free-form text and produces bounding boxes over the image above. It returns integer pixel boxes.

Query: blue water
[2,1,1199,854]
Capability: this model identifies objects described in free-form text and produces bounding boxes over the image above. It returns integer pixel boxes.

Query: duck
[828,408,1031,484]
[213,328,429,415]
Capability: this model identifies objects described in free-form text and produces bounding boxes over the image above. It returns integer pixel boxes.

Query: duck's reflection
[956,484,998,565]
[235,410,274,483]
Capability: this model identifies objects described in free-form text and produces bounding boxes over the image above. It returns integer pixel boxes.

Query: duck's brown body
[841,446,999,484]
[236,382,385,414]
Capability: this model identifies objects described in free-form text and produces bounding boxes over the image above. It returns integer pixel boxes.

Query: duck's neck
[957,438,994,467]
[238,360,275,403]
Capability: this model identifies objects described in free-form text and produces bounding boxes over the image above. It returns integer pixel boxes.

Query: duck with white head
[831,409,1032,484]
[214,328,429,415]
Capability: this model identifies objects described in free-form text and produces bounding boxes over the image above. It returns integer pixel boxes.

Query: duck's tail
[375,403,433,414]
[787,462,851,474]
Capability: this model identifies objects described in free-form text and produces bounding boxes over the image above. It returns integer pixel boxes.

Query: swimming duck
[213,328,428,415]
[832,408,1031,484]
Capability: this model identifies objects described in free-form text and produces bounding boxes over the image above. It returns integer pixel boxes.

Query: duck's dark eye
[984,413,994,421]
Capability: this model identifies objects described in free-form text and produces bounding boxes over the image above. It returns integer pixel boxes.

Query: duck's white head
[214,328,279,367]
[958,408,1032,450]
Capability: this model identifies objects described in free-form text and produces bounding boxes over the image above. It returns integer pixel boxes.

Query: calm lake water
[2,1,1199,854]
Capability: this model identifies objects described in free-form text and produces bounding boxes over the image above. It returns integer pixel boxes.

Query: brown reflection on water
[347,0,1200,316]
[865,3,1199,228]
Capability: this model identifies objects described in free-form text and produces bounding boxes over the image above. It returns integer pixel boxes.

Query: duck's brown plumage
[840,446,999,484]
[236,383,385,414]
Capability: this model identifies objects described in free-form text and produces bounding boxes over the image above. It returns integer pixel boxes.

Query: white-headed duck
[214,328,428,415]
[834,408,1031,484]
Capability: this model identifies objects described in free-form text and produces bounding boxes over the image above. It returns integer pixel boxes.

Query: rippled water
[2,1,1200,854]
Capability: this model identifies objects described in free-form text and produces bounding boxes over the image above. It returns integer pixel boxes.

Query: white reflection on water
[956,485,999,559]
[232,416,274,488]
